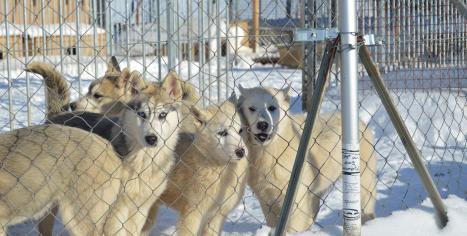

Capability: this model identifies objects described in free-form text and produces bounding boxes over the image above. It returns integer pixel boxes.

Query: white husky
[140,98,249,236]
[236,86,377,233]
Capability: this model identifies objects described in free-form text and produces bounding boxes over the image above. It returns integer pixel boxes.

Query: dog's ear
[161,70,183,101]
[281,85,291,102]
[227,91,237,104]
[238,84,246,94]
[106,56,121,74]
[114,69,145,96]
[190,105,208,128]
[125,70,145,95]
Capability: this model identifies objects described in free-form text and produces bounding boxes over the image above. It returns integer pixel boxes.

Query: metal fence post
[301,0,317,112]
[339,0,361,235]
[167,0,176,70]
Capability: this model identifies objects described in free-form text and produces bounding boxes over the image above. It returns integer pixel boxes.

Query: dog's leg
[0,225,6,236]
[359,130,377,224]
[201,213,227,236]
[103,198,131,236]
[176,209,204,236]
[37,206,58,236]
[140,201,161,236]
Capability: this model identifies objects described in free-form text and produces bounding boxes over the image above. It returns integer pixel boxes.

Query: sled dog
[27,60,199,235]
[101,72,185,235]
[236,86,377,233]
[140,97,249,236]
[0,93,169,235]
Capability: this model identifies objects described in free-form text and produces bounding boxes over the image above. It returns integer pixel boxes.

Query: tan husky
[26,57,150,117]
[27,60,200,236]
[0,90,174,235]
[236,86,377,233]
[140,98,249,236]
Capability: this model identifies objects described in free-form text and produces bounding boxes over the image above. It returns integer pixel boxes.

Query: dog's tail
[25,62,70,118]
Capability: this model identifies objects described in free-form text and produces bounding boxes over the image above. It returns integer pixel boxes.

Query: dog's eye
[239,128,243,134]
[268,106,277,112]
[93,93,103,99]
[248,107,256,112]
[159,112,168,120]
[137,111,147,119]
[217,130,228,137]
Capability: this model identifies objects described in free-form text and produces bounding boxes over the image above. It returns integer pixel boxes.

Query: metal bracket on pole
[294,28,339,42]
[358,35,449,228]
[294,28,383,46]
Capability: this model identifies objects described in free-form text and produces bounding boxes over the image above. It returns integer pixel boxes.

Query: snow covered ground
[1,55,466,235]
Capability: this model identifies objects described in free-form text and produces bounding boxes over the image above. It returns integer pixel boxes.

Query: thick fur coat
[0,124,122,236]
[237,86,377,233]
[140,101,249,236]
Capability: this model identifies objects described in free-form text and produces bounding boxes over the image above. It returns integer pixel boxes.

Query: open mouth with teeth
[254,133,271,143]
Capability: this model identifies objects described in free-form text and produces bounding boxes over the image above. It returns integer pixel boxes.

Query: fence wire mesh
[0,0,466,235]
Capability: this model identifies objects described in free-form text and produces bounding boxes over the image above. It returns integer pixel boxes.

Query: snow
[1,52,466,235]
[253,195,467,236]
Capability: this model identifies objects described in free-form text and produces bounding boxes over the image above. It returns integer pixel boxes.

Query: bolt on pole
[339,0,361,235]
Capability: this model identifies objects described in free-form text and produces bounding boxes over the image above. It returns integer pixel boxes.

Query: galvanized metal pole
[339,0,361,235]
[3,0,14,130]
[215,0,221,103]
[187,0,192,81]
[22,0,31,126]
[75,0,82,94]
[358,40,449,228]
[156,0,162,79]
[91,0,99,77]
[167,0,176,70]
[274,39,339,236]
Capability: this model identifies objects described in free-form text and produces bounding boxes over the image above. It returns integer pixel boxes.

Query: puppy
[0,95,164,235]
[140,97,249,236]
[236,86,377,233]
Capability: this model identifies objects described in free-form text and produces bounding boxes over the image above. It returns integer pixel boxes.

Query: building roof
[0,22,106,37]
[0,23,24,36]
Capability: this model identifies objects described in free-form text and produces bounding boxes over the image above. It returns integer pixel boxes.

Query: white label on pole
[342,144,361,234]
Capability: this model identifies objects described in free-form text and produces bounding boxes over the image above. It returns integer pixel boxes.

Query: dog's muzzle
[145,134,158,146]
[235,147,246,159]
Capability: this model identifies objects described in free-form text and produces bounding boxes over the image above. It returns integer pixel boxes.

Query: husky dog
[140,98,249,236]
[27,60,199,235]
[26,57,150,117]
[236,86,377,233]
[102,73,185,235]
[25,58,157,235]
[0,92,168,235]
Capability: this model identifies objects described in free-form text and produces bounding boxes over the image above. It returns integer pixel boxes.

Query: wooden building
[0,0,106,58]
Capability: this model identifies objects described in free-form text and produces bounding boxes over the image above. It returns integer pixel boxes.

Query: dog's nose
[69,102,77,111]
[235,148,245,158]
[257,121,269,131]
[145,135,158,146]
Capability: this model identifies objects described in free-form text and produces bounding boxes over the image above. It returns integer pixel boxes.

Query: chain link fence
[0,0,466,235]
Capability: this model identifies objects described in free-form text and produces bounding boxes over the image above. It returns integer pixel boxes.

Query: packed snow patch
[255,195,467,236]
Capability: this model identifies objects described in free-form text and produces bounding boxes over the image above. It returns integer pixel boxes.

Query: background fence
[0,0,466,235]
